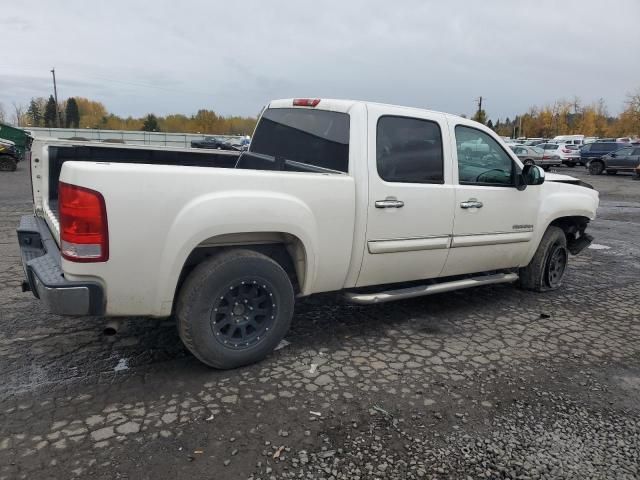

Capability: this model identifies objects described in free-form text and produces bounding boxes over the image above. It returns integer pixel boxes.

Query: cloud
[1,0,639,119]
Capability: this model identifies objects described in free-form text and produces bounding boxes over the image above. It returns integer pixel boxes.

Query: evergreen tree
[65,98,80,128]
[141,114,160,132]
[44,95,58,127]
[27,99,43,127]
[486,119,494,130]
[472,109,487,124]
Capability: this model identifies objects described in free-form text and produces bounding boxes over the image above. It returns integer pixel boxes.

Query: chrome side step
[343,272,519,305]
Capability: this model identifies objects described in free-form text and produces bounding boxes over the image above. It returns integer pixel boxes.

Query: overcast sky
[2,0,639,121]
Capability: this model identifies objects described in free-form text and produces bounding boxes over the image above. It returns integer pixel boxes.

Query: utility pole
[51,68,62,128]
[476,96,483,115]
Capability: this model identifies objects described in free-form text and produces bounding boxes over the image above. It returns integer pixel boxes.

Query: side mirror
[610,153,617,157]
[518,164,545,190]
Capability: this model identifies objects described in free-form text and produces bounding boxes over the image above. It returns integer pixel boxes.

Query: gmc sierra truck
[17,98,598,369]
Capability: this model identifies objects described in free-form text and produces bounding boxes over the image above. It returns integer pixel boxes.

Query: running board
[343,272,519,305]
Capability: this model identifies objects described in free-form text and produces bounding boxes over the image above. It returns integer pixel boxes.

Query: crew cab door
[356,105,455,287]
[440,121,540,277]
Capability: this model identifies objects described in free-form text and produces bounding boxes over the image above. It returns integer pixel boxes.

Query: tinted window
[456,125,514,186]
[593,143,611,152]
[633,148,640,155]
[376,116,444,183]
[613,147,633,156]
[250,108,350,172]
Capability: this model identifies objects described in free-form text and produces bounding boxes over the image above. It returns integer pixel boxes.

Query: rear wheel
[588,161,604,175]
[519,226,568,292]
[177,249,295,369]
[0,156,17,172]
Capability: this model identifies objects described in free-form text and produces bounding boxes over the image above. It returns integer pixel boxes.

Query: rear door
[356,105,455,287]
[441,121,540,277]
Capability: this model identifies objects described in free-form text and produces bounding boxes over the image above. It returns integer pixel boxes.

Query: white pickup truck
[18,98,598,368]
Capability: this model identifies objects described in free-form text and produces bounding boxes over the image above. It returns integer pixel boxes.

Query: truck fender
[154,190,319,315]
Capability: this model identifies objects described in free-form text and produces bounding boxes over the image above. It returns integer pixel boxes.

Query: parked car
[580,141,628,170]
[17,98,598,369]
[509,145,561,170]
[538,143,581,166]
[588,145,640,175]
[191,136,225,149]
[0,139,19,172]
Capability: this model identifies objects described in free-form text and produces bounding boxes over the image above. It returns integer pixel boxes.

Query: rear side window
[593,143,610,152]
[376,116,444,183]
[250,108,350,172]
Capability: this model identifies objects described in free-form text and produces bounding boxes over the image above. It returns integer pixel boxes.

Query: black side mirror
[518,164,545,190]
[610,153,617,157]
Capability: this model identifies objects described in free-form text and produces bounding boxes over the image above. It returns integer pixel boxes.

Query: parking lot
[1,163,639,479]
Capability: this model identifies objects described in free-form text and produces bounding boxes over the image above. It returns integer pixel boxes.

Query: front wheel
[519,226,568,292]
[176,249,295,369]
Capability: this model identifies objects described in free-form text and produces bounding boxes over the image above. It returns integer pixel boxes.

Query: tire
[519,226,568,292]
[176,249,295,369]
[0,156,17,172]
[606,170,617,175]
[566,162,576,168]
[588,161,604,175]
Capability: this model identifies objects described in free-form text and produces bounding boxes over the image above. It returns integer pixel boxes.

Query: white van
[552,135,585,146]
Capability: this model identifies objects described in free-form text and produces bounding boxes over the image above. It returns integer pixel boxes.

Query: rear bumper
[17,215,105,316]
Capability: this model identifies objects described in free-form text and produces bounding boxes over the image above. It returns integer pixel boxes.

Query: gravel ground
[0,164,639,479]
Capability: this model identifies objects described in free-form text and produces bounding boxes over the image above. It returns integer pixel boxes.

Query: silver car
[509,145,562,170]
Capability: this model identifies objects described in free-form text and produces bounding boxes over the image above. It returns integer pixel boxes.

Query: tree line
[14,96,258,135]
[473,90,640,139]
[5,89,639,138]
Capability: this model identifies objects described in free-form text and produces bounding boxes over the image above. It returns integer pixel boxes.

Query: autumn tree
[74,97,108,128]
[65,98,80,128]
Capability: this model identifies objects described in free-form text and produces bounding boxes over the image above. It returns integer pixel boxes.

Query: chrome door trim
[451,230,533,248]
[368,235,451,254]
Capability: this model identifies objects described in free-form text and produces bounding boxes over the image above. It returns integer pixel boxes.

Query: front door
[608,147,640,171]
[356,105,455,287]
[440,122,540,277]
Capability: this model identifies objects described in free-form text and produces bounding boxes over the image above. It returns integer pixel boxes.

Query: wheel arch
[174,232,309,305]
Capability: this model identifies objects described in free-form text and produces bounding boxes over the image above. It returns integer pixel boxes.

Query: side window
[455,125,515,186]
[581,144,591,152]
[616,148,632,156]
[376,116,444,183]
[633,148,640,156]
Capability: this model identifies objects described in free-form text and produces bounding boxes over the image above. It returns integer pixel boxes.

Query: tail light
[562,148,571,153]
[59,182,109,262]
[293,98,321,107]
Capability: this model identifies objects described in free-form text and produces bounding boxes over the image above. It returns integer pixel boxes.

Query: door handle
[375,198,405,208]
[460,199,483,209]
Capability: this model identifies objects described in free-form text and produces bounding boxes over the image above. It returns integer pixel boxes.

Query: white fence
[26,127,244,148]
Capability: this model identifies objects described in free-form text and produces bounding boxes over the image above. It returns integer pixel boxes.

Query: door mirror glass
[522,164,545,187]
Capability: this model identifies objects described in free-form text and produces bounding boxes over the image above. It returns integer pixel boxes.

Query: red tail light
[293,98,321,107]
[59,182,109,262]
